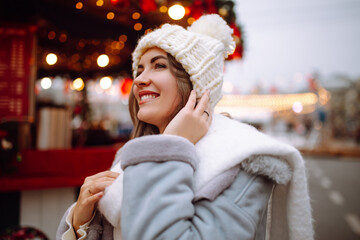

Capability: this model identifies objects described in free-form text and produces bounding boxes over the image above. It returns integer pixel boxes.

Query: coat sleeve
[56,205,74,240]
[120,135,274,240]
[56,204,102,240]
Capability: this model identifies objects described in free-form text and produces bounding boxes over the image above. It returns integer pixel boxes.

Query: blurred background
[0,0,359,239]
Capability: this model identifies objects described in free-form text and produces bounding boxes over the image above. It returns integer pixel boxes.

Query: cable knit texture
[132,14,235,108]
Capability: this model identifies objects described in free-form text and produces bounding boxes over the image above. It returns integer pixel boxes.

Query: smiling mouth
[138,91,160,104]
[140,94,158,101]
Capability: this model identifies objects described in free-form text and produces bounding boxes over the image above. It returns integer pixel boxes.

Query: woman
[57,14,313,240]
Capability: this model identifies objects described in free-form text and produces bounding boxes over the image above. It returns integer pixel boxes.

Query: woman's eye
[155,63,166,69]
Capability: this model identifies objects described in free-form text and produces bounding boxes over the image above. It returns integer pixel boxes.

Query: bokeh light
[73,78,85,91]
[159,6,167,13]
[119,34,127,42]
[40,77,52,89]
[134,23,142,31]
[97,54,109,67]
[132,12,140,20]
[168,4,185,20]
[46,53,58,65]
[96,0,103,6]
[75,2,83,9]
[107,12,115,20]
[100,76,112,90]
[187,17,195,25]
[292,101,303,113]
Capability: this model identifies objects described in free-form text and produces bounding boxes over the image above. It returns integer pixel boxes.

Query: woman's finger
[194,90,210,115]
[184,90,197,110]
[73,191,103,230]
[88,180,116,195]
[84,191,104,205]
[85,170,120,182]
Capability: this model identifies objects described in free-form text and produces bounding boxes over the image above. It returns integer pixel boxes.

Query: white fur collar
[194,114,297,191]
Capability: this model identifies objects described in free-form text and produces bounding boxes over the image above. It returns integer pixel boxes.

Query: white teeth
[140,94,157,101]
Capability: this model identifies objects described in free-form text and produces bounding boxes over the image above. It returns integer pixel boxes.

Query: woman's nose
[134,72,151,87]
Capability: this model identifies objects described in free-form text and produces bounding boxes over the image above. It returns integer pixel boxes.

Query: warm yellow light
[97,54,109,67]
[100,76,112,90]
[112,41,124,50]
[40,77,52,89]
[318,87,331,105]
[132,12,141,20]
[144,29,152,35]
[107,12,115,20]
[159,6,167,13]
[73,78,85,91]
[119,34,127,42]
[218,7,228,17]
[96,0,103,6]
[215,92,319,115]
[119,42,125,50]
[75,2,83,9]
[168,4,185,20]
[187,17,195,25]
[46,53,58,65]
[134,23,142,31]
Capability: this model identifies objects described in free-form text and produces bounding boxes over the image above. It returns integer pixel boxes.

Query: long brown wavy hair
[128,52,193,139]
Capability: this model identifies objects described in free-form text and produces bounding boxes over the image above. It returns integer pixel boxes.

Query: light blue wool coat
[57,114,313,240]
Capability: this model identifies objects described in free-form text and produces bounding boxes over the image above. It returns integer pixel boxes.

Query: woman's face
[133,47,181,133]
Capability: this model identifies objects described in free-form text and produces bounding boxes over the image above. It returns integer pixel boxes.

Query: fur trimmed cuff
[120,135,198,171]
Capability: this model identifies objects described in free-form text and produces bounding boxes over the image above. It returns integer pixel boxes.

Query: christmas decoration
[126,0,245,60]
[110,0,130,8]
[190,0,205,20]
[4,0,245,80]
[120,78,133,96]
[140,0,157,14]
[227,22,244,60]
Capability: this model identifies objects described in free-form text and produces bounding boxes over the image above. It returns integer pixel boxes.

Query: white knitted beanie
[132,14,235,108]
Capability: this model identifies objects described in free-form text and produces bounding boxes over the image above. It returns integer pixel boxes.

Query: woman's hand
[164,90,212,144]
[72,171,120,234]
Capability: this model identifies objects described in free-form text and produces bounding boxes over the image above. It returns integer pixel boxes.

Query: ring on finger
[203,111,209,117]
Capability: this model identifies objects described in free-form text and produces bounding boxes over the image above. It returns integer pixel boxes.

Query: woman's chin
[138,111,156,125]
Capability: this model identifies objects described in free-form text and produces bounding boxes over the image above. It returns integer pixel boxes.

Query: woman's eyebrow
[150,55,167,63]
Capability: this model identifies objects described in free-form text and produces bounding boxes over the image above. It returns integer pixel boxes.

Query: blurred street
[306,156,360,240]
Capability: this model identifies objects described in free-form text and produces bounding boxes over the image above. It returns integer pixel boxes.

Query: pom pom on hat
[132,14,235,108]
[188,14,235,57]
